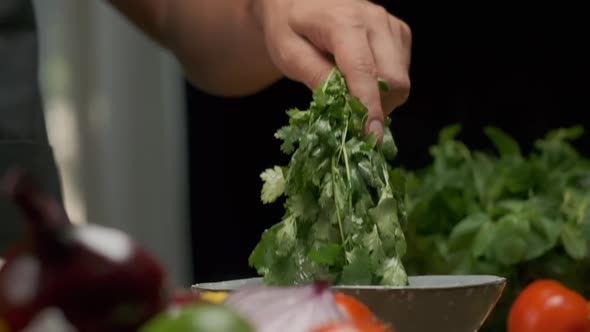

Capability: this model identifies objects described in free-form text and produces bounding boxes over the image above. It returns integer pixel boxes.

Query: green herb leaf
[381,127,398,161]
[341,248,373,285]
[378,256,408,286]
[251,68,408,286]
[308,243,344,266]
[260,166,285,204]
[484,126,521,157]
[438,124,462,143]
[402,124,590,332]
[448,213,489,253]
[369,197,405,257]
[377,78,391,93]
[561,222,588,260]
[276,216,297,256]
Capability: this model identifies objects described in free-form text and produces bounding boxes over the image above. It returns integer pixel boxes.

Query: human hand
[252,0,412,139]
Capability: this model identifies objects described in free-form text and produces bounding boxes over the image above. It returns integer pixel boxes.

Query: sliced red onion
[224,281,348,332]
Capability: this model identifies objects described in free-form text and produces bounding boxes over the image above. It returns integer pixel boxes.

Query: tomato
[333,293,375,324]
[310,320,394,332]
[507,279,590,332]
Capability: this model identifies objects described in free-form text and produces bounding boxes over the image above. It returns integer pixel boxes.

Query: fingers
[386,16,413,107]
[366,5,412,117]
[288,5,384,138]
[283,1,412,140]
[267,28,334,90]
[327,22,385,139]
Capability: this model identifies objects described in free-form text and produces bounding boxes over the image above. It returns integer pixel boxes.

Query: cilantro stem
[336,118,354,222]
[322,68,337,92]
[341,127,354,216]
[332,157,347,250]
[382,161,391,193]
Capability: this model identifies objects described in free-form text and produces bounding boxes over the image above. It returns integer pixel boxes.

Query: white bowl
[193,275,506,332]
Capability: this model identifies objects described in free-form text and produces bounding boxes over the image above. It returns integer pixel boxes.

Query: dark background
[185,2,590,282]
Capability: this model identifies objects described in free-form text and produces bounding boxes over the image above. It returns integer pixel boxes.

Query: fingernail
[368,120,384,137]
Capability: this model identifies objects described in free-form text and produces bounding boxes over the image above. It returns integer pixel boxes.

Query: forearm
[108,0,282,96]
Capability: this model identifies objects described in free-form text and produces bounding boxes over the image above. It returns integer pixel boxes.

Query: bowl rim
[192,275,506,292]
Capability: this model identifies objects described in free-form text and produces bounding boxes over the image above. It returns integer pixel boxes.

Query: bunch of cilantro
[249,68,409,287]
[402,124,590,331]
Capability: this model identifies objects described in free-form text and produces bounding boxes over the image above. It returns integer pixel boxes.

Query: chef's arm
[108,0,282,97]
[108,0,413,140]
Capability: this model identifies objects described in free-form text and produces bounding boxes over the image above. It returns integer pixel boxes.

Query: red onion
[224,281,348,332]
[0,168,168,332]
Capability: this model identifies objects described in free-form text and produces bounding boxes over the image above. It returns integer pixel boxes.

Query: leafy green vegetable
[403,125,590,332]
[249,68,408,286]
[260,166,286,204]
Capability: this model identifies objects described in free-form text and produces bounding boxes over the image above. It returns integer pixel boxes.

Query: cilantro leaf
[381,127,398,161]
[275,126,300,154]
[369,197,405,257]
[260,166,286,204]
[308,243,344,266]
[378,256,408,286]
[275,215,297,256]
[250,68,409,286]
[341,248,373,285]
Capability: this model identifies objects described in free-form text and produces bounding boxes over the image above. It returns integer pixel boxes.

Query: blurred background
[31,1,589,290]
[33,0,191,286]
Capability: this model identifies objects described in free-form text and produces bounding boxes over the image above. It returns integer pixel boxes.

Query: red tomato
[507,279,590,332]
[333,293,375,324]
[310,321,394,332]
